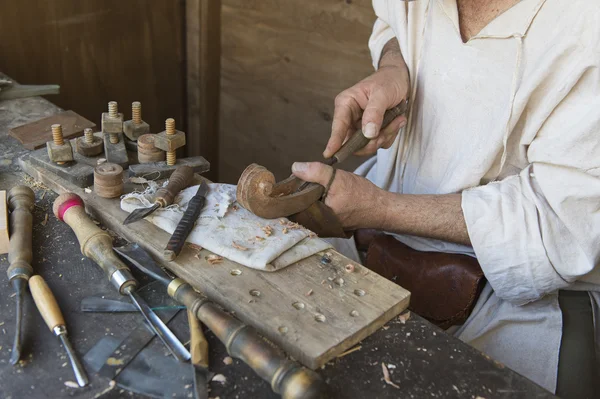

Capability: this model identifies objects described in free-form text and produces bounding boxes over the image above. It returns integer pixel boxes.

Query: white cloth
[334,0,600,392]
[121,183,331,271]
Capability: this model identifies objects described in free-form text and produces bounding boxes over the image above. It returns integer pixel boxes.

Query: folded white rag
[120,182,332,271]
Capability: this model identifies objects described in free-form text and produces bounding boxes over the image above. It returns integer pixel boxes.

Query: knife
[123,166,195,225]
[163,181,209,261]
[188,309,209,399]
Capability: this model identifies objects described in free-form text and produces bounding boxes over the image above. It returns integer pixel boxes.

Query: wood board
[9,110,95,150]
[20,155,410,369]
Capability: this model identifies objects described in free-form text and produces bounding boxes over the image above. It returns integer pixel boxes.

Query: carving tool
[123,165,195,225]
[188,309,209,399]
[80,296,185,313]
[114,243,324,399]
[29,275,89,386]
[236,100,410,219]
[163,181,209,261]
[6,186,35,365]
[53,193,190,362]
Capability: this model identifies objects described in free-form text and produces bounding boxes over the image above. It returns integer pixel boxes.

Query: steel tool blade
[81,296,185,313]
[115,243,173,286]
[9,279,26,365]
[58,332,89,387]
[123,203,160,225]
[126,289,190,362]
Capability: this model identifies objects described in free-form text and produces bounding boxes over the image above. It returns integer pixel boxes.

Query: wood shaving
[64,381,80,388]
[398,311,411,324]
[336,345,362,358]
[381,363,400,389]
[282,227,288,234]
[211,374,227,384]
[206,254,223,264]
[255,236,265,241]
[261,225,273,236]
[308,232,317,238]
[344,264,355,273]
[231,205,239,211]
[279,219,287,225]
[129,177,149,184]
[84,187,92,193]
[223,356,233,365]
[41,213,48,226]
[305,289,313,297]
[187,243,203,251]
[232,241,248,251]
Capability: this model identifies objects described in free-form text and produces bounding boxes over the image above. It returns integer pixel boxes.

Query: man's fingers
[354,116,407,155]
[325,94,362,158]
[361,89,391,139]
[292,162,333,186]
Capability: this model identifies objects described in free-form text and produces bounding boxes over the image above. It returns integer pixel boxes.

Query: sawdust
[232,241,248,251]
[106,357,124,366]
[381,363,400,389]
[282,227,288,234]
[22,174,48,191]
[261,225,273,236]
[254,236,265,242]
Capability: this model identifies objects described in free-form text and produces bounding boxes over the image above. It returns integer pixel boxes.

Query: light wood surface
[187,309,209,369]
[219,0,376,183]
[29,275,65,331]
[21,156,410,369]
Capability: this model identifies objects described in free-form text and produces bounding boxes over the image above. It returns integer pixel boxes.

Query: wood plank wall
[219,0,376,183]
[0,0,185,141]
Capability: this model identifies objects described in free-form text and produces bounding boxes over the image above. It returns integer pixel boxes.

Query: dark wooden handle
[164,194,206,260]
[155,166,194,207]
[331,100,409,164]
[29,275,65,331]
[7,186,35,281]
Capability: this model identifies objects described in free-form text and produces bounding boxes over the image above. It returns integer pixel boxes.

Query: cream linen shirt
[332,0,600,392]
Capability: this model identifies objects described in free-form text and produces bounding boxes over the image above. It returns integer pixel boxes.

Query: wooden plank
[186,0,221,181]
[9,110,95,150]
[219,0,376,183]
[0,191,8,255]
[20,155,410,369]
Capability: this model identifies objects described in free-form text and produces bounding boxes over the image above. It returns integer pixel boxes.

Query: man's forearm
[376,192,472,246]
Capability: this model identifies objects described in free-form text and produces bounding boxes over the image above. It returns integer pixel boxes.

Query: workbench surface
[0,87,556,398]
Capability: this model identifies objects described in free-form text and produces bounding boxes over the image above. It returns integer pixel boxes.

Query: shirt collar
[439,0,547,40]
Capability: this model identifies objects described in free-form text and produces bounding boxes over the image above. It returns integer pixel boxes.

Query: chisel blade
[81,297,138,313]
[123,203,160,225]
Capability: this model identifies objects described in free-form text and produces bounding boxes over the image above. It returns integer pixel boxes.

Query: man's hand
[292,162,387,230]
[324,38,410,158]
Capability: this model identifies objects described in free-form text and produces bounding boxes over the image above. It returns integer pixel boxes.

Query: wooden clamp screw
[154,118,186,166]
[94,162,124,198]
[123,101,150,142]
[47,124,74,165]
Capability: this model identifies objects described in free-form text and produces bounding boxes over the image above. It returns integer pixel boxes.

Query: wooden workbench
[0,81,556,398]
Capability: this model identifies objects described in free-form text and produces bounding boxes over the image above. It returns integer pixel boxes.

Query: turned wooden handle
[53,193,131,281]
[187,308,209,368]
[7,186,35,281]
[29,275,65,331]
[155,166,194,207]
[331,100,409,164]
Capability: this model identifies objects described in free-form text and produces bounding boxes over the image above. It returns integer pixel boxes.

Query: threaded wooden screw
[51,124,64,146]
[165,118,176,166]
[132,102,142,124]
[84,128,94,144]
[108,101,118,118]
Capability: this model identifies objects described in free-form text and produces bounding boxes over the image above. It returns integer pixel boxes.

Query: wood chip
[279,219,286,225]
[261,225,273,236]
[187,243,202,251]
[381,363,400,389]
[40,213,48,227]
[305,289,313,297]
[206,254,223,264]
[84,187,92,193]
[129,177,149,184]
[398,311,411,324]
[255,236,265,241]
[232,241,248,251]
[211,374,227,384]
[344,264,355,273]
[223,356,233,365]
[232,205,239,211]
[336,345,362,358]
[282,227,288,234]
[64,381,80,388]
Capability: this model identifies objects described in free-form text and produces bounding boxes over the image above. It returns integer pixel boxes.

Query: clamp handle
[154,166,194,208]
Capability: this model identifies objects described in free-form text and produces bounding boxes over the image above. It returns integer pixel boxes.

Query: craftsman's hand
[324,38,410,158]
[292,162,386,231]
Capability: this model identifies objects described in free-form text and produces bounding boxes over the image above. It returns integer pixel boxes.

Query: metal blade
[126,289,190,362]
[9,279,26,366]
[123,203,160,225]
[196,181,210,197]
[115,243,173,286]
[81,297,138,313]
[192,365,209,399]
[58,332,89,387]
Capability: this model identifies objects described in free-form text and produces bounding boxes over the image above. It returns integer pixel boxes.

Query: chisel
[6,186,35,365]
[29,275,88,387]
[53,193,190,362]
[123,165,194,225]
[115,243,324,399]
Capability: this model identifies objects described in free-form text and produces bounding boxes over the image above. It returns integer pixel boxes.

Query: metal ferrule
[53,325,67,336]
[7,262,33,281]
[167,278,185,298]
[109,269,137,294]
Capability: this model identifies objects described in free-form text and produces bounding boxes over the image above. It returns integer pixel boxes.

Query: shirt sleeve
[462,61,600,305]
[368,1,397,70]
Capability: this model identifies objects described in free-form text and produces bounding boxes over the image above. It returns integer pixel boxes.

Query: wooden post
[186,0,221,181]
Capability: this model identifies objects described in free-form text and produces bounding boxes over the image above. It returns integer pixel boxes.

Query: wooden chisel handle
[7,186,35,282]
[29,275,65,331]
[328,99,409,165]
[53,193,137,294]
[187,309,209,369]
[154,166,194,208]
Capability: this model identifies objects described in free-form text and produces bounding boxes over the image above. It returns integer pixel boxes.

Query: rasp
[123,166,194,225]
[163,181,209,261]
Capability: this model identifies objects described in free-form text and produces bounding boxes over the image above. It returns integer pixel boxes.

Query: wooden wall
[0,0,185,140]
[219,0,376,183]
